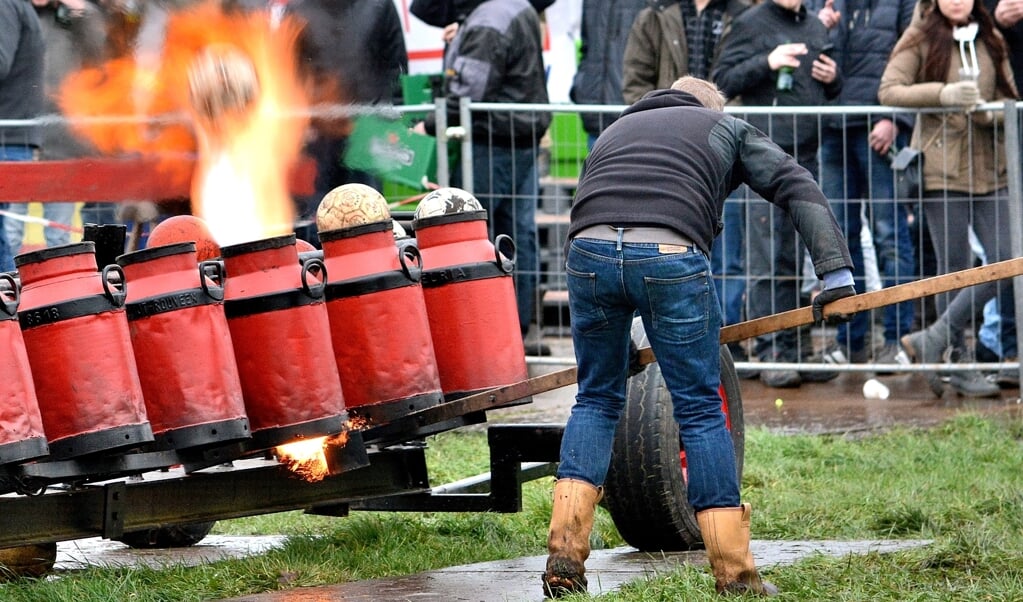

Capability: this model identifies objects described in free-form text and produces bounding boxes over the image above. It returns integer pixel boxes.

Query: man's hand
[869,118,897,156]
[812,285,856,325]
[995,0,1023,28]
[811,53,838,85]
[767,43,807,72]
[817,0,841,29]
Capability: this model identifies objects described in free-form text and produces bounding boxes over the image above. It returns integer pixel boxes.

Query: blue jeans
[4,201,75,254]
[557,238,739,511]
[0,145,36,271]
[821,127,915,349]
[458,145,540,334]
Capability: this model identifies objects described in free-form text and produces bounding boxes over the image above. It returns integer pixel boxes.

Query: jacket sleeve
[711,17,773,100]
[731,118,853,276]
[622,8,658,105]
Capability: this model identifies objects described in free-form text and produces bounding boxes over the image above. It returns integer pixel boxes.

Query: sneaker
[872,342,903,376]
[949,371,1001,398]
[758,350,801,388]
[800,349,840,383]
[820,345,868,365]
[899,328,948,398]
[994,359,1020,388]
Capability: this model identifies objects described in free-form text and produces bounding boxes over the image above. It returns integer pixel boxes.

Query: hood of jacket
[621,88,707,118]
[412,0,554,27]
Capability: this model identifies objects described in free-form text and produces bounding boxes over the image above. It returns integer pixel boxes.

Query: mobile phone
[820,43,835,58]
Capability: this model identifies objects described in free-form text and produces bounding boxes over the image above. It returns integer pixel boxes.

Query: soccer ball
[316,183,391,232]
[413,187,483,221]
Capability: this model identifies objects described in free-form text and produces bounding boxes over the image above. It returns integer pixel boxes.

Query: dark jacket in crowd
[569,88,853,278]
[427,0,551,148]
[570,0,646,135]
[711,0,842,153]
[0,0,45,148]
[807,0,917,130]
[985,0,1023,87]
[289,0,408,106]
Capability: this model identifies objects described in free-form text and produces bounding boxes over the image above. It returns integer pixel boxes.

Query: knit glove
[812,285,857,325]
[939,81,981,107]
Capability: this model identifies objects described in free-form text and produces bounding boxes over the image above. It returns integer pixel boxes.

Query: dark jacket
[427,0,551,147]
[711,0,842,153]
[807,0,917,130]
[985,0,1023,87]
[570,0,647,135]
[622,0,750,104]
[290,0,408,106]
[569,89,853,277]
[0,0,44,148]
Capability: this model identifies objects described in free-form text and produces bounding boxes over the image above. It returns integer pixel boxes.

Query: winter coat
[569,88,853,278]
[570,0,646,135]
[0,0,44,148]
[711,0,842,154]
[426,0,551,148]
[622,0,750,105]
[878,14,1017,195]
[806,0,917,131]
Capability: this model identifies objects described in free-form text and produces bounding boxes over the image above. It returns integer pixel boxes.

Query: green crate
[548,112,587,180]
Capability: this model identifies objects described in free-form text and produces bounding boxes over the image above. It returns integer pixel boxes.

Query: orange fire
[59,2,309,247]
[275,431,351,483]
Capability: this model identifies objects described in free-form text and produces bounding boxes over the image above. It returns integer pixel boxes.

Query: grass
[0,413,1020,601]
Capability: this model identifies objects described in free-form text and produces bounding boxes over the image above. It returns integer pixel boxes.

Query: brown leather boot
[541,478,603,598]
[696,503,778,596]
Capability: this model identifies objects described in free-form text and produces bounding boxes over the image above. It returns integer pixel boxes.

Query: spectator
[542,75,853,598]
[571,0,646,144]
[0,0,45,271]
[7,0,108,252]
[415,0,554,357]
[622,0,751,105]
[879,0,1016,398]
[807,0,918,369]
[287,0,408,246]
[989,0,1023,82]
[712,0,842,388]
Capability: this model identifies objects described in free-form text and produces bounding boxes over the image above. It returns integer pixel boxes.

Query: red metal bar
[0,157,316,203]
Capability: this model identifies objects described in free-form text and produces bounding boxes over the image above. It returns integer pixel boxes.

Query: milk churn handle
[101,264,127,308]
[199,260,225,301]
[301,257,327,299]
[399,243,423,283]
[0,273,18,317]
[494,234,516,274]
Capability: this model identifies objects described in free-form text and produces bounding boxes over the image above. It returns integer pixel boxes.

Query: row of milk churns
[0,185,528,466]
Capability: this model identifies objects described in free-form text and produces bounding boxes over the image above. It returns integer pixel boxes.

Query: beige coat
[879,21,1016,195]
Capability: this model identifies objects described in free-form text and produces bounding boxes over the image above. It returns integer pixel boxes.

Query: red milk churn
[15,243,153,459]
[316,184,444,428]
[220,234,350,449]
[117,242,250,450]
[0,274,49,466]
[412,188,528,399]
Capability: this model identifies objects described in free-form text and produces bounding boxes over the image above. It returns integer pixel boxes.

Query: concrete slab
[56,536,288,571]
[215,539,931,602]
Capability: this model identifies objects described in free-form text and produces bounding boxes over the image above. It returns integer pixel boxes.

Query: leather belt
[573,225,694,248]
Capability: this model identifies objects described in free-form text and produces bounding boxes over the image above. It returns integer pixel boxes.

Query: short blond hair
[670,76,726,111]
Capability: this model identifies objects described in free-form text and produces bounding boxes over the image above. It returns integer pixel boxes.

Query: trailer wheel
[114,521,216,549]
[602,320,745,552]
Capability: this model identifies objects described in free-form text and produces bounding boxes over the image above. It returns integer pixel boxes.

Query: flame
[275,436,330,482]
[59,2,310,247]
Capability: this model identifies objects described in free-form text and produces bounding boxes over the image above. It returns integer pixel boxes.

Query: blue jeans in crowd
[557,237,739,511]
[458,144,540,335]
[0,145,36,271]
[4,201,75,254]
[821,127,915,351]
[710,191,747,326]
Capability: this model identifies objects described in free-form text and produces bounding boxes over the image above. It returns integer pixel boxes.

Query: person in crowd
[414,0,554,357]
[0,0,45,271]
[806,0,919,369]
[879,0,1017,397]
[570,0,646,144]
[287,0,408,246]
[542,75,854,598]
[622,0,754,369]
[711,0,843,388]
[988,0,1023,81]
[6,0,108,250]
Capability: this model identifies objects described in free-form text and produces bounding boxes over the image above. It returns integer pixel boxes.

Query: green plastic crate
[548,112,587,180]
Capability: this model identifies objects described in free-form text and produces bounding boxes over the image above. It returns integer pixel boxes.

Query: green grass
[1,413,1021,601]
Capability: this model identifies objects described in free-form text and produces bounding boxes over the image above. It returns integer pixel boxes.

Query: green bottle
[777,66,794,92]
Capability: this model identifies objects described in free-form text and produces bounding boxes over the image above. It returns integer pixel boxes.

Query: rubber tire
[602,320,745,552]
[0,543,57,581]
[114,521,216,549]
